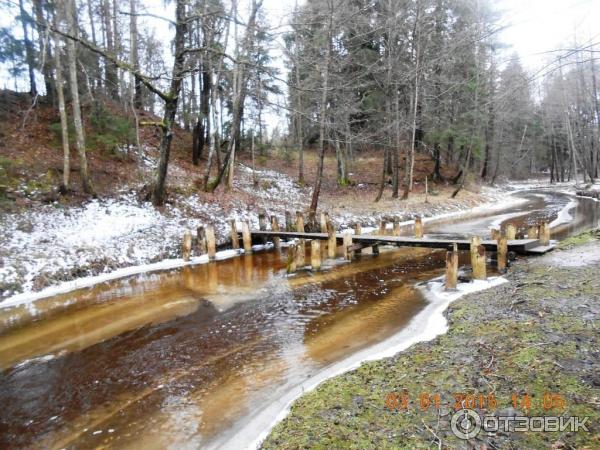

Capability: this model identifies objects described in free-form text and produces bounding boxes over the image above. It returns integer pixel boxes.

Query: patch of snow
[0,163,310,306]
[549,198,578,228]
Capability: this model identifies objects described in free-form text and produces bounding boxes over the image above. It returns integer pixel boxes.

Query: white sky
[495,0,600,69]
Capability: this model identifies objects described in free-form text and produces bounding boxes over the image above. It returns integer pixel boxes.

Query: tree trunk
[294,53,305,185]
[18,0,37,97]
[209,0,259,192]
[87,0,101,93]
[334,131,347,185]
[33,0,55,102]
[375,147,388,203]
[65,0,93,195]
[151,0,187,206]
[203,69,217,190]
[392,91,402,197]
[130,0,142,109]
[481,59,495,180]
[402,57,420,200]
[193,66,211,165]
[102,0,118,100]
[52,9,69,191]
[590,50,600,180]
[112,0,123,102]
[402,3,422,200]
[309,6,333,213]
[432,143,442,181]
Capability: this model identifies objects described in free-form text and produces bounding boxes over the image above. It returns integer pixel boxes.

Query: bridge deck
[246,230,554,255]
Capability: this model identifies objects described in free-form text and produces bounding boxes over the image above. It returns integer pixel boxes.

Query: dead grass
[1,90,478,218]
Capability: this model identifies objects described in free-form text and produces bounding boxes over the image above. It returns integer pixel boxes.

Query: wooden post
[445,243,458,290]
[528,225,539,239]
[311,240,322,270]
[505,224,516,240]
[497,236,508,272]
[379,220,387,235]
[327,220,336,259]
[320,212,329,233]
[287,244,297,274]
[230,219,239,250]
[295,239,306,267]
[414,216,423,239]
[206,225,216,260]
[258,211,268,245]
[354,223,362,254]
[308,211,316,232]
[182,231,192,261]
[258,212,267,231]
[470,236,486,280]
[296,211,305,233]
[475,244,487,280]
[242,221,252,253]
[197,226,207,256]
[343,231,353,260]
[285,210,293,232]
[490,228,500,240]
[271,216,281,250]
[539,221,550,246]
[393,220,401,236]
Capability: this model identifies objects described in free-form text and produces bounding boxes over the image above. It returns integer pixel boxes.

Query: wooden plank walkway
[246,230,555,255]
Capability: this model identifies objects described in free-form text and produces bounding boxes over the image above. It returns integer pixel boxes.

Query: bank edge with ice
[222,276,508,450]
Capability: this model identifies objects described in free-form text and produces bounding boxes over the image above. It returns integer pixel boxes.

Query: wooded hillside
[1,0,598,210]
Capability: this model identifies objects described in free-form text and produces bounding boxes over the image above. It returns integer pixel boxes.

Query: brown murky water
[0,190,598,449]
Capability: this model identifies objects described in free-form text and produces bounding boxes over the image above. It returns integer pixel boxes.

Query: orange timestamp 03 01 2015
[385,391,567,412]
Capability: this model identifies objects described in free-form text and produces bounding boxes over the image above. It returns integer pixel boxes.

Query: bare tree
[208,0,262,192]
[52,5,69,192]
[309,0,334,212]
[65,0,94,195]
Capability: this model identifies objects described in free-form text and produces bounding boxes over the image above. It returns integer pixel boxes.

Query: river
[0,189,598,449]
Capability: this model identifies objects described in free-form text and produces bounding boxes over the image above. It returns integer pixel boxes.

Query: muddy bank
[261,230,600,449]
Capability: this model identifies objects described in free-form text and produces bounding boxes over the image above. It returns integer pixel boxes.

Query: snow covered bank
[0,170,530,306]
[332,184,527,232]
[0,165,309,303]
[233,276,508,450]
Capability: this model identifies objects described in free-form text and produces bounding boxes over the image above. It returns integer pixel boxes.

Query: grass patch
[558,229,600,248]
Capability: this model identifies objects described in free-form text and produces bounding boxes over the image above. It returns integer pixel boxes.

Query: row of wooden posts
[444,220,551,290]
[181,212,422,265]
[181,212,551,291]
[491,222,551,245]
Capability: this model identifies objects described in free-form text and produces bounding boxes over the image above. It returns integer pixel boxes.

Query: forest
[1,0,598,211]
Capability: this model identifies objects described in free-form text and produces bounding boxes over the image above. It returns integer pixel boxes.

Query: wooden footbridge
[183,212,556,291]
[247,230,552,255]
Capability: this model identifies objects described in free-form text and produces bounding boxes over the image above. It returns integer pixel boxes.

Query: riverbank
[0,166,517,303]
[261,230,600,449]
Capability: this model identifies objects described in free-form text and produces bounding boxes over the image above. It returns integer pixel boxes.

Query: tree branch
[49,26,170,102]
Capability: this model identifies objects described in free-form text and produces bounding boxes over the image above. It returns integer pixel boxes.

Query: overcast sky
[496,0,600,69]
